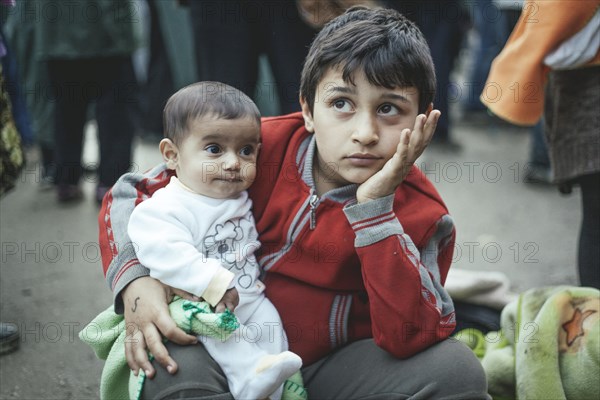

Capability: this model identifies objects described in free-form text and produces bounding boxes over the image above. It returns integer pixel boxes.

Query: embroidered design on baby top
[203,216,261,289]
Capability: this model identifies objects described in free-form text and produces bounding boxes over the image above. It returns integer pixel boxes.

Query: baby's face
[175,116,261,199]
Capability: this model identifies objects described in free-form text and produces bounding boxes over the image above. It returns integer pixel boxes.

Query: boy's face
[161,116,261,199]
[301,67,421,194]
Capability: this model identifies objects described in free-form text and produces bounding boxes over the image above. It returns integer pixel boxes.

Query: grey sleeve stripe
[106,241,139,290]
[104,166,167,311]
[353,219,404,248]
[343,194,395,223]
[329,296,341,349]
[328,294,353,349]
[420,215,454,283]
[419,215,455,316]
[343,194,403,247]
[106,240,150,314]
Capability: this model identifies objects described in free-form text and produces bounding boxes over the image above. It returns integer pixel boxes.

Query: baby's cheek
[199,160,220,179]
[243,163,257,182]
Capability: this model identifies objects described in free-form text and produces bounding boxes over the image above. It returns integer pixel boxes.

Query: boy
[126,81,301,399]
[99,7,489,398]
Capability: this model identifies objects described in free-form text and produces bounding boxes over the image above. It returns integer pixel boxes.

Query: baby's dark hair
[300,6,436,114]
[163,81,261,145]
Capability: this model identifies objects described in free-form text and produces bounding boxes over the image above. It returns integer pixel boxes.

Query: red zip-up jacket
[99,112,456,365]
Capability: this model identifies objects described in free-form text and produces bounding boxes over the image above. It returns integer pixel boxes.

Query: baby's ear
[299,96,314,133]
[160,138,179,170]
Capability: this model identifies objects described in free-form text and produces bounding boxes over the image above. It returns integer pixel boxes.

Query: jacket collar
[299,135,358,204]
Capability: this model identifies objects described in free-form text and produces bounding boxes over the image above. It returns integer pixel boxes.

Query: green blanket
[79,297,307,400]
[455,286,600,400]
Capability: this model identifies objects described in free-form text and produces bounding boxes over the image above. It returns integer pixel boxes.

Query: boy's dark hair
[163,81,261,145]
[300,6,436,114]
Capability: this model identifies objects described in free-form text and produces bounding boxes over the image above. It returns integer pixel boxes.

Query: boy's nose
[351,113,379,145]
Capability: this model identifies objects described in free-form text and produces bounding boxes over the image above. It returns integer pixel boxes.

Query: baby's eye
[378,103,400,116]
[240,146,254,156]
[332,99,353,113]
[205,145,221,154]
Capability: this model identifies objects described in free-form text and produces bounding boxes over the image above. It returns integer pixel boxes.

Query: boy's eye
[205,145,221,154]
[240,146,254,156]
[378,103,399,116]
[332,99,353,113]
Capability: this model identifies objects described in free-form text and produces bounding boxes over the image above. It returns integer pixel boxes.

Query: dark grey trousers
[142,338,490,400]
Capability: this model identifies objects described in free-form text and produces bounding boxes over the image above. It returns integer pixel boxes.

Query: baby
[128,81,302,400]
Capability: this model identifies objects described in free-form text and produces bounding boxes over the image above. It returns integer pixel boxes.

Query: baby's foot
[238,351,302,400]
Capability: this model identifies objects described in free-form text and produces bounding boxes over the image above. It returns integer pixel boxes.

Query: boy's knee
[431,339,490,399]
[141,342,233,400]
[142,384,231,400]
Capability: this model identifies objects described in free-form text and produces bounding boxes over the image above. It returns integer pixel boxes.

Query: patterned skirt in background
[0,64,24,197]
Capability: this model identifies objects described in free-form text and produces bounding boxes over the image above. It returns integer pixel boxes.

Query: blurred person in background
[136,0,198,142]
[462,0,523,113]
[2,0,57,188]
[386,0,471,151]
[483,0,600,288]
[35,0,139,203]
[186,0,317,115]
[0,0,23,197]
[0,0,23,355]
[0,69,22,353]
[469,0,552,184]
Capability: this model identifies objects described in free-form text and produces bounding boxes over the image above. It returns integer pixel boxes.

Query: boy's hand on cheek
[356,110,440,204]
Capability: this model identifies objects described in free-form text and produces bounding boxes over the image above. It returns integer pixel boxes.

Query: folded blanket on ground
[446,269,518,310]
[79,297,307,400]
[455,286,600,400]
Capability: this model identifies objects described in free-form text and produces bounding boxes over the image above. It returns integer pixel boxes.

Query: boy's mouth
[345,153,381,167]
[347,153,379,159]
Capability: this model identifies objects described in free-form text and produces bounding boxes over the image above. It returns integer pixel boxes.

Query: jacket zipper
[260,190,318,270]
[309,191,319,230]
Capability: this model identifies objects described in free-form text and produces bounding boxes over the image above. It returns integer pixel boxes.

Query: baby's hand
[215,287,239,313]
[356,110,440,203]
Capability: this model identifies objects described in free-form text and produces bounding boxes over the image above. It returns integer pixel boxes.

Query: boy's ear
[425,103,433,116]
[160,138,179,170]
[299,96,315,133]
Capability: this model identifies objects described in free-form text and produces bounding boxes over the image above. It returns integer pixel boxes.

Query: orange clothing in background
[481,0,600,126]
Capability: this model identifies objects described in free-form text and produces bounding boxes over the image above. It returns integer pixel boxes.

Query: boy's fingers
[407,115,425,153]
[134,344,156,378]
[155,313,197,346]
[417,113,427,130]
[411,114,426,136]
[143,325,177,376]
[395,129,411,169]
[422,113,439,145]
[125,327,154,377]
[405,111,439,162]
[423,110,440,140]
[170,287,201,302]
[125,334,140,375]
[400,128,411,150]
